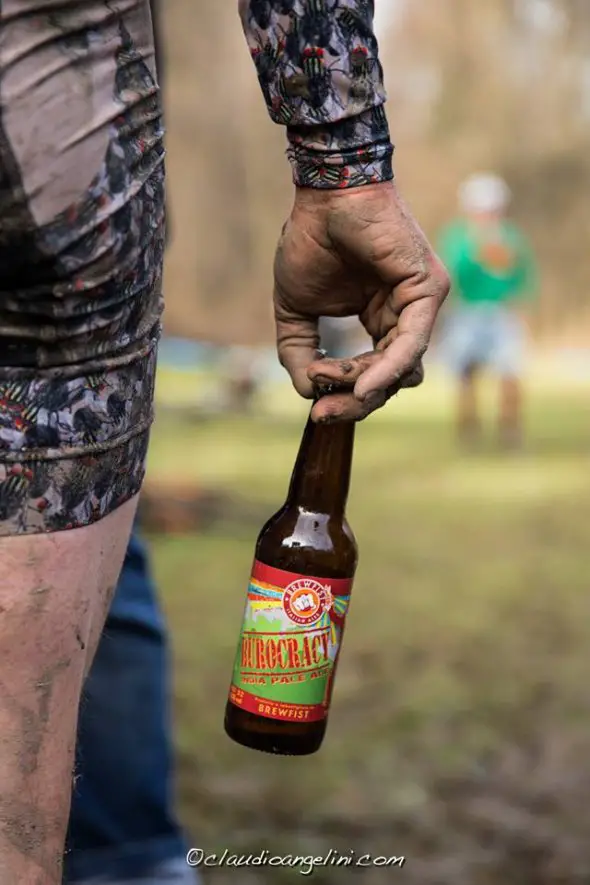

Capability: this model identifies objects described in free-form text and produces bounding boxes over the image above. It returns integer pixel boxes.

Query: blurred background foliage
[161,0,590,345]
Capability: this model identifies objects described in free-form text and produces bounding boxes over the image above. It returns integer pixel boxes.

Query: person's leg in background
[442,307,486,447]
[64,528,198,885]
[457,363,481,446]
[498,376,522,448]
[490,308,526,450]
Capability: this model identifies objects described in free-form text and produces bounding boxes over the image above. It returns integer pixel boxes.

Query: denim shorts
[441,303,525,377]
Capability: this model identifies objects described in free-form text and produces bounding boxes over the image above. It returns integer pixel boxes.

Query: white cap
[458,173,511,214]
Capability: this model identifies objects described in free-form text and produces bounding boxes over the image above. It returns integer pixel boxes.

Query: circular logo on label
[283,578,333,626]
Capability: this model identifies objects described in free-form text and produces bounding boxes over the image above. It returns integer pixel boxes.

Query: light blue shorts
[441,304,525,377]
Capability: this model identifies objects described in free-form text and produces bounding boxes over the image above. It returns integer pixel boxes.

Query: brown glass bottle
[224,403,357,756]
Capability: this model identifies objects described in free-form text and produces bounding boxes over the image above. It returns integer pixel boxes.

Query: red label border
[229,685,327,723]
[251,560,352,596]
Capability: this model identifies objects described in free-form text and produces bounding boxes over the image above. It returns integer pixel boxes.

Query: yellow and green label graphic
[228,560,352,722]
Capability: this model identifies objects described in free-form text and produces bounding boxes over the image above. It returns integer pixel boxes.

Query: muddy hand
[273,181,450,422]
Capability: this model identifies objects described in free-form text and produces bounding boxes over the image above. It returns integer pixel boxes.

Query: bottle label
[228,560,352,723]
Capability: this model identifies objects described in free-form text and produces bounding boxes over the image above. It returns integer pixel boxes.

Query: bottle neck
[286,412,355,517]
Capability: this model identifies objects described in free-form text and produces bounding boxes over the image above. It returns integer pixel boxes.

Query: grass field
[146,371,590,884]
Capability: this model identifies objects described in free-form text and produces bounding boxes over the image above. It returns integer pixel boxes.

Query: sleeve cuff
[286,107,394,189]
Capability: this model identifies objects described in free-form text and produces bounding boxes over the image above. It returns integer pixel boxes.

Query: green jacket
[438,219,537,305]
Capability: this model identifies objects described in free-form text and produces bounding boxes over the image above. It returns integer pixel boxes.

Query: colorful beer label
[228,560,352,723]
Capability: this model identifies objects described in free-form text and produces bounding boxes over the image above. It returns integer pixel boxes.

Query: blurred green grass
[147,373,590,884]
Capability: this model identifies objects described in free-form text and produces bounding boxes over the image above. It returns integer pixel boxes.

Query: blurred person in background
[318,316,361,359]
[65,4,197,884]
[438,173,538,449]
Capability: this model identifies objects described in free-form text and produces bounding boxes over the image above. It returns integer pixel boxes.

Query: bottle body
[224,411,357,756]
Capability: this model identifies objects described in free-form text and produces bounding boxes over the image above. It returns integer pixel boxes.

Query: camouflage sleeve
[239,0,394,189]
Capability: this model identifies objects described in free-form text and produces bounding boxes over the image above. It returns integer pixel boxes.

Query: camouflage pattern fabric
[0,1,164,535]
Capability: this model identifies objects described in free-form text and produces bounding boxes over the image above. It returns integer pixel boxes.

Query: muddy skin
[30,586,51,617]
[20,660,72,776]
[0,800,63,881]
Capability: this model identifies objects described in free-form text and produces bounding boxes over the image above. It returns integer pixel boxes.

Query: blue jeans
[64,528,194,884]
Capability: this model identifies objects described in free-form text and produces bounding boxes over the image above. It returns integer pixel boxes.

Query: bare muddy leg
[0,499,138,884]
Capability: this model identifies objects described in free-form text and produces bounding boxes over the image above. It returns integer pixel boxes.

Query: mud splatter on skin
[20,659,72,776]
[0,803,47,854]
[100,583,117,622]
[0,799,62,879]
[0,653,74,879]
[30,585,51,617]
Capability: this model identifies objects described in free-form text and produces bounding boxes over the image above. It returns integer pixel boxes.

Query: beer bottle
[224,392,358,755]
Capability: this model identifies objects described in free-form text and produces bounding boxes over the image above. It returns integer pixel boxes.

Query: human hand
[273,180,450,422]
